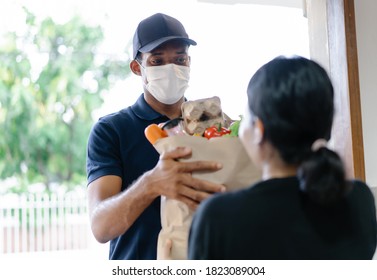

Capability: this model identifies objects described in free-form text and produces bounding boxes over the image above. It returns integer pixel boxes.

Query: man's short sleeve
[86,118,123,184]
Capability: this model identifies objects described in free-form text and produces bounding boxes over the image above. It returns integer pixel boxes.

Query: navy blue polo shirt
[86,94,170,259]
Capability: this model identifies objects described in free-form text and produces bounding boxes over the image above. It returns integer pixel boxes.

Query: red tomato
[204,126,231,139]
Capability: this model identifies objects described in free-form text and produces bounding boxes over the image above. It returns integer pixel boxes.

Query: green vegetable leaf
[229,115,243,137]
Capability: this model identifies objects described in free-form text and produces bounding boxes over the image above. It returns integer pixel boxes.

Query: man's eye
[176,57,188,64]
[150,59,162,65]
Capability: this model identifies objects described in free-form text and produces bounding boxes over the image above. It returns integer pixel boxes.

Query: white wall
[354,1,377,187]
[198,0,302,8]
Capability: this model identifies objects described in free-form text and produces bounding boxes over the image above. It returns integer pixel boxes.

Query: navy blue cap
[132,13,197,59]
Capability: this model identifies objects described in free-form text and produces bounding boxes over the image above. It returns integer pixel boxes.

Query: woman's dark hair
[247,56,351,204]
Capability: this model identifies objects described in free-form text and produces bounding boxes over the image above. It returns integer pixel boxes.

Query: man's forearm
[90,174,157,243]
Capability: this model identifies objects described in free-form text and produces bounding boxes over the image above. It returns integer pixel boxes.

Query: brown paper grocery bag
[154,135,261,260]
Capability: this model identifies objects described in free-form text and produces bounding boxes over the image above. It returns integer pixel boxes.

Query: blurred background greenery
[0,7,131,194]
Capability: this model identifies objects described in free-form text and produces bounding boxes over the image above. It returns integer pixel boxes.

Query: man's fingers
[186,175,226,194]
[178,160,223,173]
[176,195,200,211]
[156,146,226,207]
[160,146,223,173]
[160,146,192,160]
[176,178,225,208]
[179,183,212,201]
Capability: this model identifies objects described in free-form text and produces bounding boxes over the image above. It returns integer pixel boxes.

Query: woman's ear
[130,60,142,76]
[253,118,264,145]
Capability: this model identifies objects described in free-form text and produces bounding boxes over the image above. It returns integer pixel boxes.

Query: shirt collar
[131,94,188,120]
[131,94,164,120]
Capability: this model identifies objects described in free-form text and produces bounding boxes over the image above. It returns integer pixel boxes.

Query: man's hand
[145,146,225,210]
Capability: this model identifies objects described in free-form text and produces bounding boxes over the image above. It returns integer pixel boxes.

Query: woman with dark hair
[188,56,377,260]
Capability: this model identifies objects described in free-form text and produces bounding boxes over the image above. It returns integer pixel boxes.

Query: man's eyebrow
[176,50,188,55]
[150,48,187,56]
[150,51,163,56]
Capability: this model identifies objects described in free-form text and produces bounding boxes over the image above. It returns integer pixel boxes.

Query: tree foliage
[0,8,131,192]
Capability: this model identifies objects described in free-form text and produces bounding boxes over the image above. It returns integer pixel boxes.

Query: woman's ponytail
[297,146,352,205]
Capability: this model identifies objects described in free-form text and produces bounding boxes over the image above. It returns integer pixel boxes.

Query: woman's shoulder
[350,179,370,187]
[347,179,376,207]
[349,179,374,195]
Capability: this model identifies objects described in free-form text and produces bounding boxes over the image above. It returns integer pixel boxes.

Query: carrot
[144,123,168,145]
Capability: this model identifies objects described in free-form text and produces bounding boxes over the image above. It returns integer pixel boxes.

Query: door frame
[306,0,365,180]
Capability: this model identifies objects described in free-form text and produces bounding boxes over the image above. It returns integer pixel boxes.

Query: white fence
[0,191,90,254]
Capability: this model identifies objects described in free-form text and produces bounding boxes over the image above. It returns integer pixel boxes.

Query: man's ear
[130,60,142,76]
[253,118,265,145]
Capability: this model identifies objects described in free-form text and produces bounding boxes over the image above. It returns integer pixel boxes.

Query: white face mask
[143,64,190,105]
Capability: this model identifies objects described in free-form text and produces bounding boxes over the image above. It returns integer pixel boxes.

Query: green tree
[0,8,131,192]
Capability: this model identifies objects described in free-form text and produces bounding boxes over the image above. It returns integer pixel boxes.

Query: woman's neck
[262,163,298,180]
[260,145,298,180]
